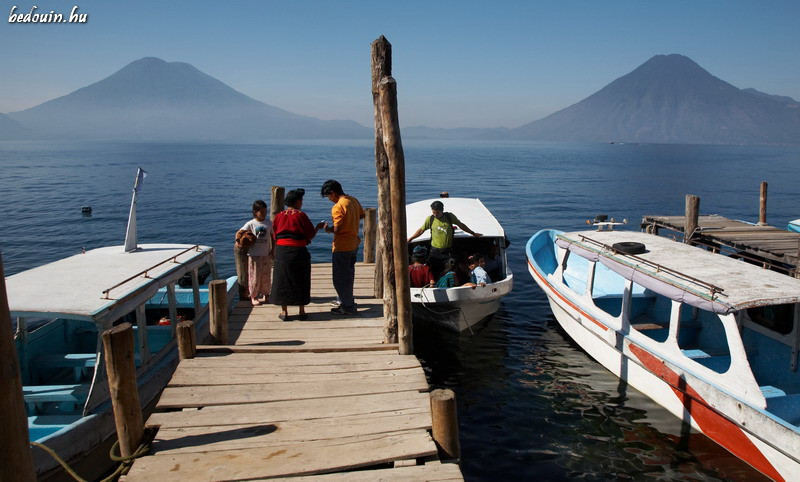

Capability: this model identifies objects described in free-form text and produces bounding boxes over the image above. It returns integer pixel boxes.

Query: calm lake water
[2,139,799,480]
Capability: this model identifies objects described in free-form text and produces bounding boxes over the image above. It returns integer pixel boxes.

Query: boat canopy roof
[406,198,504,241]
[556,230,800,313]
[6,244,213,324]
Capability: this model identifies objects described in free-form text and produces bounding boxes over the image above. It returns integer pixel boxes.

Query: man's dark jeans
[332,249,358,311]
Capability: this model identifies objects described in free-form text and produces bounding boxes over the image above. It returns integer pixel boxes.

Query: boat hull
[411,275,512,332]
[526,230,800,481]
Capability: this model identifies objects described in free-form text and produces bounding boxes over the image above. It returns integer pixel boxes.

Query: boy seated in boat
[463,254,490,287]
[408,245,435,287]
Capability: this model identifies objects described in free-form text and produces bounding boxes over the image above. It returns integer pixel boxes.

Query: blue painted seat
[23,384,90,403]
[32,353,96,368]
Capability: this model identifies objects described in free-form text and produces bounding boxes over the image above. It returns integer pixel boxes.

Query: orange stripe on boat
[628,344,783,481]
[527,259,608,331]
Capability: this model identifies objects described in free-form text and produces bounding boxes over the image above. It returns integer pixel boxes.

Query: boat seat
[766,393,800,427]
[760,385,787,399]
[32,353,97,382]
[32,353,96,368]
[23,384,90,404]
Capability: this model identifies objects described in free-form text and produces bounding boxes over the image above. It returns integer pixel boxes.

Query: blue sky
[1,0,798,128]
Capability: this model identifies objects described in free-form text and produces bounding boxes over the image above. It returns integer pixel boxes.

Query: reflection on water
[415,312,768,481]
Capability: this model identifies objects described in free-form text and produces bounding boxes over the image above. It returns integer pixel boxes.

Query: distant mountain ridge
[2,55,799,144]
[509,54,800,145]
[5,57,371,140]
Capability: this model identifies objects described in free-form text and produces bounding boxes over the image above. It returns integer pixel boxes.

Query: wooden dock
[642,214,800,275]
[122,263,462,480]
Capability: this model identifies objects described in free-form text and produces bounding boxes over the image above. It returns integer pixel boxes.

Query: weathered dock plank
[124,262,462,480]
[270,461,464,481]
[123,431,437,480]
[147,392,432,429]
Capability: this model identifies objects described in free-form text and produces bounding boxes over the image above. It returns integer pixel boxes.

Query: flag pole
[123,168,147,253]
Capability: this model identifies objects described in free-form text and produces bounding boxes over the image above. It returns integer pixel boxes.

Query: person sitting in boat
[463,253,490,287]
[483,243,503,282]
[407,200,482,276]
[435,258,459,288]
[408,245,435,288]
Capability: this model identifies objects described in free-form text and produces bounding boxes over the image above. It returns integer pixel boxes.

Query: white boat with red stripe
[526,229,800,480]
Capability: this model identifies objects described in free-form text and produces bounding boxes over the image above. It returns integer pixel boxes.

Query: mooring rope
[31,435,151,482]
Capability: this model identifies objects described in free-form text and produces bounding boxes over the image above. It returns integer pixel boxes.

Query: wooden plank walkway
[122,263,462,480]
[642,214,800,275]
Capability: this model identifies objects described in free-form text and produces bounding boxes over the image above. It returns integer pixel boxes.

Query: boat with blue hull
[526,229,800,481]
[7,244,237,479]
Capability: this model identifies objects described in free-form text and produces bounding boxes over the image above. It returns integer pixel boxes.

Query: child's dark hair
[252,199,267,215]
[443,258,457,272]
[468,253,485,265]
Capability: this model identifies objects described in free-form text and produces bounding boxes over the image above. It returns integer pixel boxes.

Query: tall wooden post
[430,389,461,460]
[270,186,285,221]
[684,194,700,244]
[0,253,36,481]
[372,36,398,344]
[363,207,377,263]
[102,323,144,458]
[758,181,768,225]
[379,72,413,355]
[209,280,228,345]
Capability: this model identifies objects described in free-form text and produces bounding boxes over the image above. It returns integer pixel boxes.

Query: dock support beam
[363,207,377,263]
[377,46,413,355]
[759,181,768,226]
[102,323,144,459]
[0,253,36,481]
[684,194,700,244]
[372,35,399,346]
[430,389,461,461]
[270,186,285,222]
[177,319,197,360]
[209,280,229,345]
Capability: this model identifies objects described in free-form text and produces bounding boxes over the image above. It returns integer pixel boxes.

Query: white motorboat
[526,229,800,481]
[406,198,512,332]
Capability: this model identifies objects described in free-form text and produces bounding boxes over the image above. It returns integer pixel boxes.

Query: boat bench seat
[766,393,800,427]
[32,353,96,369]
[23,384,90,403]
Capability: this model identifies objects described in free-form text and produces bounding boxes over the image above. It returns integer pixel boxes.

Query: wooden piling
[270,186,285,221]
[759,181,768,225]
[102,322,144,458]
[234,244,249,300]
[209,280,229,345]
[176,320,197,360]
[379,74,413,355]
[371,35,398,344]
[684,195,700,244]
[0,253,36,481]
[363,207,377,263]
[430,389,461,461]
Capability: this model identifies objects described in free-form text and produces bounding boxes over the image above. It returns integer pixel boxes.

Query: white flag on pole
[133,168,147,193]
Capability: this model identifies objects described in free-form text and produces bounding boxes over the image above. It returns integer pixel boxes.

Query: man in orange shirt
[321,179,365,315]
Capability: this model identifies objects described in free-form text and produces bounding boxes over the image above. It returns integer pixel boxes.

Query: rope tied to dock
[30,430,152,482]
